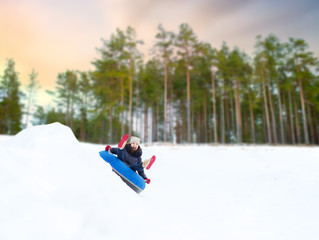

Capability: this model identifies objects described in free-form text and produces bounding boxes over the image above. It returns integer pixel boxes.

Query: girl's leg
[116,149,125,162]
[129,163,143,172]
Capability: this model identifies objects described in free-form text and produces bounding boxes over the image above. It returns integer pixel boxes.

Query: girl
[105,135,155,184]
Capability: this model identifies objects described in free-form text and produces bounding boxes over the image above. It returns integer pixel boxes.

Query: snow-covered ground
[1,122,319,240]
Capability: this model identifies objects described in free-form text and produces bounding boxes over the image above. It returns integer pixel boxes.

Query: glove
[144,178,151,184]
[105,145,112,151]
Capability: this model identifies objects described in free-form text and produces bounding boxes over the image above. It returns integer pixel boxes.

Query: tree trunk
[66,95,70,126]
[80,110,86,142]
[306,102,314,144]
[211,68,218,143]
[129,58,133,136]
[144,106,149,143]
[196,110,201,142]
[25,87,33,128]
[230,91,236,142]
[152,103,159,142]
[313,110,319,144]
[247,87,256,143]
[294,97,301,144]
[267,77,277,144]
[224,86,230,143]
[235,79,242,143]
[169,74,174,142]
[288,89,295,144]
[219,82,225,144]
[163,57,168,142]
[261,71,272,143]
[70,93,75,130]
[275,78,285,143]
[120,76,125,136]
[186,54,191,143]
[203,97,208,143]
[297,76,309,144]
[135,76,139,134]
[109,105,113,143]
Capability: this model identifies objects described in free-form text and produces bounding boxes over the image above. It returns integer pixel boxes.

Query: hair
[127,144,142,155]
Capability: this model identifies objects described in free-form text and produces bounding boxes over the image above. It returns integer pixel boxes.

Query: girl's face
[131,142,138,151]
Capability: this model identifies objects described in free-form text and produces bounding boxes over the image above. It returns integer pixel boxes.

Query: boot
[142,155,156,170]
[118,134,129,150]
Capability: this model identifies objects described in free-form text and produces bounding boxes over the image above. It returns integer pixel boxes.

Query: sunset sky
[1,0,319,106]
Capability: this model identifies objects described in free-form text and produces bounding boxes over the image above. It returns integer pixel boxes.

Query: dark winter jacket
[110,144,147,179]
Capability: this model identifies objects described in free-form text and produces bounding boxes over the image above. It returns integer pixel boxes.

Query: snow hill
[1,122,319,240]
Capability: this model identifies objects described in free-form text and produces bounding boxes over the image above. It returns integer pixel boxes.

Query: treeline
[1,23,319,144]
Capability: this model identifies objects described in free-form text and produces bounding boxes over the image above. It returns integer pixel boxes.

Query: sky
[1,0,319,106]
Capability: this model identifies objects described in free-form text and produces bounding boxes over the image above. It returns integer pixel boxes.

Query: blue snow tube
[99,151,145,193]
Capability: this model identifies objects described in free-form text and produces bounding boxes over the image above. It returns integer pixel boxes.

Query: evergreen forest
[1,23,319,145]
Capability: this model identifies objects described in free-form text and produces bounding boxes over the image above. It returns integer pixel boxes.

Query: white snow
[1,122,319,240]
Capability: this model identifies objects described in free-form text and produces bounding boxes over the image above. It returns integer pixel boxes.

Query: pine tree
[25,69,40,128]
[78,72,91,141]
[125,26,143,135]
[175,23,197,143]
[286,38,319,144]
[55,70,78,128]
[154,24,175,142]
[0,58,23,134]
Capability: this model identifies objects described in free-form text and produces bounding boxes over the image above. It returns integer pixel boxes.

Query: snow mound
[0,123,151,240]
[8,122,79,151]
